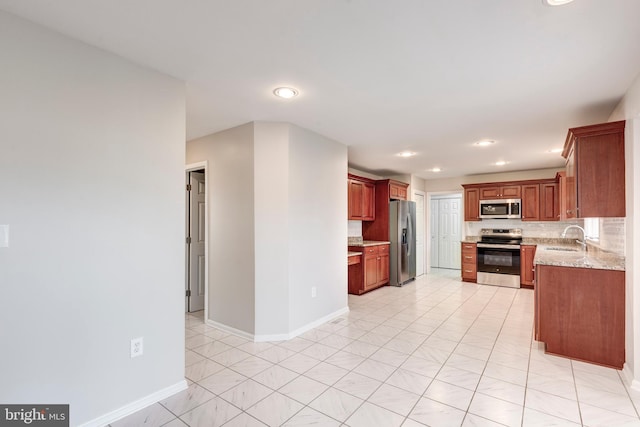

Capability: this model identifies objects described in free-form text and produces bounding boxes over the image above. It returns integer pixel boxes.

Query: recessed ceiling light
[273,87,299,99]
[475,140,496,147]
[543,0,575,5]
[495,161,507,166]
[430,167,442,173]
[548,148,563,153]
[397,151,417,158]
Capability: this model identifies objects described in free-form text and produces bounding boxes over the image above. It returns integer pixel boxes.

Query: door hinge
[186,290,191,297]
[186,184,192,191]
[186,236,192,244]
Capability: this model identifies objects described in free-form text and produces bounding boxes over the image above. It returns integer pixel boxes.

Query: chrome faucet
[561,225,587,251]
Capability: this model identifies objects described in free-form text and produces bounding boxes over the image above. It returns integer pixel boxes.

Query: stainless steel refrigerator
[389,200,417,286]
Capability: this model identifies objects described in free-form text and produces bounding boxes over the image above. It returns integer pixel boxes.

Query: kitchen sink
[545,247,579,252]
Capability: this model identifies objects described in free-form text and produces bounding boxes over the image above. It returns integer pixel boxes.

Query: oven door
[476,244,521,288]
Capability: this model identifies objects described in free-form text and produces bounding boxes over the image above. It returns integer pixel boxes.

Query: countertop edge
[348,240,391,247]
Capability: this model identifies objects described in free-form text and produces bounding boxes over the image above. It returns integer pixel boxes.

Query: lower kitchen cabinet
[520,245,536,288]
[535,264,625,369]
[461,242,477,282]
[348,243,390,294]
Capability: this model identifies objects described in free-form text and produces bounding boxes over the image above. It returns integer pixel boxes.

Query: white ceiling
[1,0,639,179]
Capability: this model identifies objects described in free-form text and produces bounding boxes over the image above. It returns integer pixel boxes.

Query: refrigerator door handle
[406,214,412,257]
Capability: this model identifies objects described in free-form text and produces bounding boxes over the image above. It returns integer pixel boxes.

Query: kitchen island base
[535,264,624,369]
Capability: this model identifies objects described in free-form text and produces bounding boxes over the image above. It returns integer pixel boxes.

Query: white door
[430,199,439,268]
[187,171,206,312]
[438,197,462,269]
[414,192,425,276]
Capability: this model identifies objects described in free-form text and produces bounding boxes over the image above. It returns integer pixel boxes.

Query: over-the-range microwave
[479,199,522,219]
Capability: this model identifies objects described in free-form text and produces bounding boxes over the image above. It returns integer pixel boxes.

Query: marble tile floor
[112,268,640,426]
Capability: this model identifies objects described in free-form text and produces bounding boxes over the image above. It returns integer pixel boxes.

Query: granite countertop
[461,236,480,243]
[534,243,625,271]
[349,240,391,247]
[348,251,362,257]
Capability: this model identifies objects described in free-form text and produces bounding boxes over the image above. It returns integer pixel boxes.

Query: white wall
[187,122,348,339]
[186,124,256,334]
[0,11,186,425]
[254,122,290,336]
[289,125,348,332]
[610,71,640,390]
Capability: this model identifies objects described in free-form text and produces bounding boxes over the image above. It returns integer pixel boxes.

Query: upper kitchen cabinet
[562,120,625,218]
[521,180,559,222]
[388,180,409,200]
[539,182,560,221]
[521,184,540,221]
[464,178,559,222]
[348,174,375,221]
[362,179,409,241]
[479,185,521,199]
[463,188,480,221]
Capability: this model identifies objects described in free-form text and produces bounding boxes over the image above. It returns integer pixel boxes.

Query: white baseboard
[622,363,640,391]
[254,306,350,342]
[205,307,350,343]
[206,319,255,341]
[78,379,188,427]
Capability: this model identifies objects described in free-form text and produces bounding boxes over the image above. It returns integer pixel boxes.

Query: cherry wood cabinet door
[539,183,559,221]
[521,185,540,221]
[348,180,364,219]
[500,185,522,198]
[564,145,577,219]
[389,182,408,200]
[377,253,390,285]
[480,185,521,199]
[464,189,480,221]
[576,131,625,217]
[479,187,500,199]
[562,120,625,218]
[536,265,625,369]
[364,253,379,289]
[362,182,375,220]
[520,245,536,287]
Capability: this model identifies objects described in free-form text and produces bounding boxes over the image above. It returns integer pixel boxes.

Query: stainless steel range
[476,228,522,288]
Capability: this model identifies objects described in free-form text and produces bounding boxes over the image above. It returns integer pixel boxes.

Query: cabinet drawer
[462,253,476,263]
[461,243,477,252]
[363,246,379,255]
[378,245,389,254]
[462,263,477,279]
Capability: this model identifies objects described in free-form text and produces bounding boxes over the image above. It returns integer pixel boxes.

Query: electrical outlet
[130,337,144,358]
[311,287,317,298]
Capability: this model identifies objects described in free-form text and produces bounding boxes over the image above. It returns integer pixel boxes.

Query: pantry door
[430,196,462,269]
[187,171,206,312]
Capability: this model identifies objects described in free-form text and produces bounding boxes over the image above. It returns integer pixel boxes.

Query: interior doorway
[186,162,208,314]
[429,194,462,270]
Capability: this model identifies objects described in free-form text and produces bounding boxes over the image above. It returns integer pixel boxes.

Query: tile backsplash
[598,218,625,255]
[465,218,626,256]
[348,220,362,237]
[465,219,583,239]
